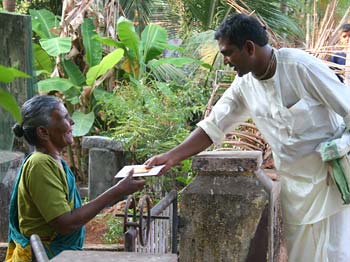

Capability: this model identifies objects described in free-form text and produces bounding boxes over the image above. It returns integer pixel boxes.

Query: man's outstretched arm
[145,127,213,175]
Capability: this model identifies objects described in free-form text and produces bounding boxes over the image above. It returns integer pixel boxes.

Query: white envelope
[115,165,166,178]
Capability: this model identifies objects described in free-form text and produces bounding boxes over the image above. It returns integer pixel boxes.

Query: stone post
[179,151,284,262]
[0,12,34,152]
[82,136,125,201]
[0,151,24,241]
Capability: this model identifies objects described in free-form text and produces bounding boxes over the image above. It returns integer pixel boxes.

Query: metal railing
[116,189,178,254]
[30,234,49,262]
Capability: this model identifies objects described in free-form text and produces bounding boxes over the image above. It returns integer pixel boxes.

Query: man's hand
[144,152,178,175]
[144,128,213,176]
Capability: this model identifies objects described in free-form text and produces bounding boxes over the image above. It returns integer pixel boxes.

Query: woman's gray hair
[13,95,61,145]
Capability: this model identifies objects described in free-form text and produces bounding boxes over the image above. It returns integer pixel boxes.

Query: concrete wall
[0,12,34,152]
[82,136,125,201]
[0,151,24,242]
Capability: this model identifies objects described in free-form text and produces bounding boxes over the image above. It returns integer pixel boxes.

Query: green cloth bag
[328,155,350,204]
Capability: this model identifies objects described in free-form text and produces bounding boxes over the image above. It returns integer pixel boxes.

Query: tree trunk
[3,0,16,12]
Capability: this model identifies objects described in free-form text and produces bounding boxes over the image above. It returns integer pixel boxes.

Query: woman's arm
[49,170,144,235]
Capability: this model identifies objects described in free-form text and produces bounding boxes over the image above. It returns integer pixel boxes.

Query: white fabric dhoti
[284,207,350,262]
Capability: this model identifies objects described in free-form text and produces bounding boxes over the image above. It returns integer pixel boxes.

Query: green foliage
[150,57,211,69]
[119,0,152,35]
[61,58,86,86]
[29,9,211,185]
[96,17,210,81]
[81,18,102,67]
[141,23,168,63]
[0,89,22,123]
[175,159,194,186]
[179,0,303,42]
[86,48,124,86]
[99,77,210,164]
[33,43,54,75]
[102,216,124,244]
[0,64,30,83]
[15,0,62,15]
[29,8,60,39]
[39,37,72,56]
[117,17,141,61]
[37,77,76,92]
[71,111,95,137]
[0,65,31,123]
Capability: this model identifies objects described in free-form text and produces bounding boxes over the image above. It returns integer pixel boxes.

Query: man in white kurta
[197,47,350,261]
[145,14,350,261]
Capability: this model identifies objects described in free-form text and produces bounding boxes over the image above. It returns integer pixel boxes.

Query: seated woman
[5,95,145,261]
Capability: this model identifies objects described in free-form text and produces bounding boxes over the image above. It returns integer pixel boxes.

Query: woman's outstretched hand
[116,169,145,195]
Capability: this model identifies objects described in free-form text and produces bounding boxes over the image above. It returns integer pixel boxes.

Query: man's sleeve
[197,79,250,145]
[26,160,72,222]
[300,60,350,130]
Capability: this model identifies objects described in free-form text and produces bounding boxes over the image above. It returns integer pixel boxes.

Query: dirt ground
[84,214,109,244]
[84,201,126,244]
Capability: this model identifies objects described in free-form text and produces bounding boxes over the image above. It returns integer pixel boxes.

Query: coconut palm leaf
[119,0,153,34]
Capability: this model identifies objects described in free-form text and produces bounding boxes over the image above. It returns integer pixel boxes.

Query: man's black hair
[340,23,350,33]
[214,13,268,49]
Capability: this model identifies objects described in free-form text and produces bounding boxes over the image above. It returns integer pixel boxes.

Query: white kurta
[198,48,350,226]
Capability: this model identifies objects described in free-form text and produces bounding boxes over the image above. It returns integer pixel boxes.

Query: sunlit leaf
[40,37,71,57]
[150,57,211,69]
[93,35,125,48]
[93,88,114,102]
[29,9,60,39]
[141,23,167,63]
[37,77,75,92]
[33,43,54,73]
[0,88,22,122]
[86,49,124,86]
[62,59,86,86]
[117,17,141,60]
[0,65,30,83]
[72,111,95,137]
[82,18,102,67]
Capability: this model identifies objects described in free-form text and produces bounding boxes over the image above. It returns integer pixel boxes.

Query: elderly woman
[6,95,145,261]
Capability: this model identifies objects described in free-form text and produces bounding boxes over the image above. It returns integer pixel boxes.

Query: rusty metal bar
[171,196,178,254]
[115,214,170,220]
[124,228,137,252]
[150,190,177,217]
[122,190,178,253]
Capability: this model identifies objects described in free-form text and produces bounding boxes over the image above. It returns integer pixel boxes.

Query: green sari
[6,154,85,261]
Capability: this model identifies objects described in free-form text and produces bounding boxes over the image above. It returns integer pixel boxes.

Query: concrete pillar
[0,12,34,152]
[179,151,284,262]
[0,151,24,241]
[82,136,125,201]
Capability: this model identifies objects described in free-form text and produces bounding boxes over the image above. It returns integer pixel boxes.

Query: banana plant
[30,9,108,137]
[95,16,210,82]
[30,9,124,176]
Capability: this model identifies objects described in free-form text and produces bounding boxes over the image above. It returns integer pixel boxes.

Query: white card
[115,165,166,178]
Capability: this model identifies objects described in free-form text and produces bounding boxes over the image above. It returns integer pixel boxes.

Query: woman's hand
[115,169,145,195]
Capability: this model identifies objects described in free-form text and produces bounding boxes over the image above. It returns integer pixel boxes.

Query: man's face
[218,38,251,77]
[340,31,350,45]
[47,103,75,150]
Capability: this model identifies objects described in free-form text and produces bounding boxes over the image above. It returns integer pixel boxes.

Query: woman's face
[47,103,75,150]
